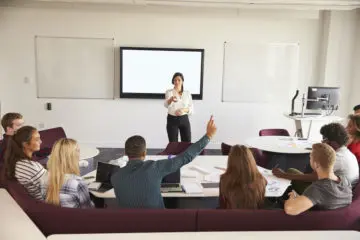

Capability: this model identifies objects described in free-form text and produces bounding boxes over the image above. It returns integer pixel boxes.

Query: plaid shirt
[41,174,94,208]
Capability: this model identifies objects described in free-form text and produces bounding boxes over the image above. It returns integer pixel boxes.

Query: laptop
[160,170,183,193]
[93,162,119,193]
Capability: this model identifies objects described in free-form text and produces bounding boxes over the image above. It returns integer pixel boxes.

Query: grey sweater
[111,135,210,208]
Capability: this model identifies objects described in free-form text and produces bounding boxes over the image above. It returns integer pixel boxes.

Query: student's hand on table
[272,168,286,178]
[206,115,217,140]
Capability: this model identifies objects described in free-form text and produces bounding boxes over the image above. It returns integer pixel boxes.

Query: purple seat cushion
[5,181,197,236]
[197,183,360,231]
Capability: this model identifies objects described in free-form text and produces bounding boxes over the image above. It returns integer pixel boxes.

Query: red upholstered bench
[197,183,360,231]
[4,181,197,237]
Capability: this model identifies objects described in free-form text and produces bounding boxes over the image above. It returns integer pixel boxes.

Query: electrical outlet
[38,123,45,129]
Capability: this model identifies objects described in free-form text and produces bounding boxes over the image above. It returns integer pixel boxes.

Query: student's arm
[29,163,47,200]
[272,168,318,182]
[155,135,210,177]
[155,116,216,177]
[77,180,94,208]
[284,191,314,216]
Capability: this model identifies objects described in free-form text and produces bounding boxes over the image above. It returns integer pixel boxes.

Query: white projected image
[121,48,203,98]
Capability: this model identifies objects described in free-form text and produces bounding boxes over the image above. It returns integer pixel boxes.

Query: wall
[0,5,354,148]
[349,10,360,109]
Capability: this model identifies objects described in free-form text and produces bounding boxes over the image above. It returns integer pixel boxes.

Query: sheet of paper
[182,182,204,194]
[257,166,291,197]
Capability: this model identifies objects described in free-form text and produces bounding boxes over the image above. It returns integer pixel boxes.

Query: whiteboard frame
[34,36,116,100]
[221,41,300,103]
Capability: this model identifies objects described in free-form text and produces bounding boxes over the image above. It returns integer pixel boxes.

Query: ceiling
[3,0,360,10]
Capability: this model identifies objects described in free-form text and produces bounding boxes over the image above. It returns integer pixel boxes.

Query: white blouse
[164,89,194,116]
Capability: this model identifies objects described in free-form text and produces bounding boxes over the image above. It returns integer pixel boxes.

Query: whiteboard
[222,42,300,103]
[35,36,115,99]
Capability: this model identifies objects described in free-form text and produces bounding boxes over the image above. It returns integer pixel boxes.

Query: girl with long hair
[3,126,46,200]
[219,145,267,209]
[42,138,93,208]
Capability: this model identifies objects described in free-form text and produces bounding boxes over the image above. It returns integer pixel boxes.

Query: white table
[0,189,46,240]
[83,155,290,198]
[78,144,100,160]
[246,136,313,154]
[47,231,360,240]
[284,113,343,139]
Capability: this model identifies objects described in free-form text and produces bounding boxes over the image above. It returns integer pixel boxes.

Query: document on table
[258,166,291,197]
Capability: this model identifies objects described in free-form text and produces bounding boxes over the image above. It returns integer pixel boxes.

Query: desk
[246,136,313,154]
[284,113,343,140]
[47,231,360,240]
[0,189,46,240]
[83,156,290,199]
[78,144,100,160]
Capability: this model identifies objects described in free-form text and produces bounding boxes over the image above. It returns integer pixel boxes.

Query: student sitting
[3,126,46,200]
[111,116,217,208]
[284,143,352,216]
[346,114,360,163]
[0,113,24,163]
[273,123,359,192]
[42,138,94,208]
[219,145,267,209]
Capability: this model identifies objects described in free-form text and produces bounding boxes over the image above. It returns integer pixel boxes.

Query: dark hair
[3,126,37,180]
[348,114,360,140]
[353,105,360,111]
[171,72,184,93]
[1,112,23,132]
[125,135,146,158]
[320,123,349,147]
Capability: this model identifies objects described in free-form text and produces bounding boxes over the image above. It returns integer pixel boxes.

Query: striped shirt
[15,160,47,200]
[41,173,94,208]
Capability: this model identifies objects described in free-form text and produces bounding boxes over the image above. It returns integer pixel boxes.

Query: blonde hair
[311,143,336,171]
[46,138,80,206]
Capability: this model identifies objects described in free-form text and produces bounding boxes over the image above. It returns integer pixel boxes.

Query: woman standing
[164,72,193,142]
[219,145,267,209]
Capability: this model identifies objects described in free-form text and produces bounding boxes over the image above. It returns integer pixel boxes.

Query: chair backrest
[158,142,206,155]
[221,142,232,156]
[39,127,66,149]
[35,127,67,160]
[259,129,290,137]
[220,143,268,168]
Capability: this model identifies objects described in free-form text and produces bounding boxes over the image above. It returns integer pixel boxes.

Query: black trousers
[166,114,191,142]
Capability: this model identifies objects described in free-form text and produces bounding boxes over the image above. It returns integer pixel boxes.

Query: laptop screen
[162,169,180,184]
[95,162,119,184]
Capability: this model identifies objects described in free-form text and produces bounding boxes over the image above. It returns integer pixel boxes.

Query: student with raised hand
[42,138,93,208]
[273,123,359,193]
[0,113,24,163]
[346,114,360,163]
[3,126,46,200]
[219,145,267,209]
[111,116,217,208]
[284,143,352,216]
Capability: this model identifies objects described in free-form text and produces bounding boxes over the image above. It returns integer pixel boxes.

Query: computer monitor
[306,87,340,110]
